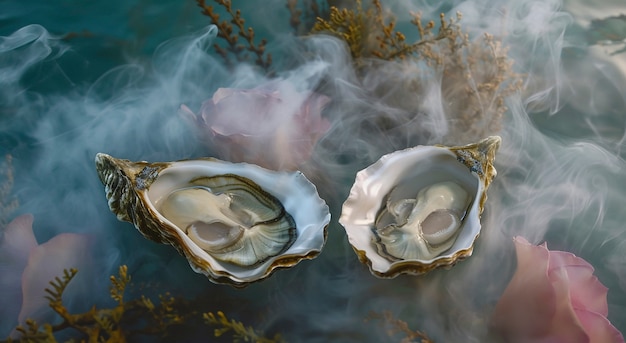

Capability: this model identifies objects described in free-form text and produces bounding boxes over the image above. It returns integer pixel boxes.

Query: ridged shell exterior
[95,154,330,286]
[339,136,500,278]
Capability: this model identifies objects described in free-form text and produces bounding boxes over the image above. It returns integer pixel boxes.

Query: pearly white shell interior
[340,146,482,275]
[144,159,330,284]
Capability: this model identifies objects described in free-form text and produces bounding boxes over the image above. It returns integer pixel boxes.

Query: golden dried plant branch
[366,311,434,343]
[439,30,522,143]
[286,0,302,33]
[44,268,79,318]
[110,265,130,305]
[3,265,282,343]
[203,311,285,343]
[380,12,464,61]
[12,320,56,342]
[311,0,369,59]
[370,0,408,59]
[310,1,464,62]
[196,0,272,72]
[287,0,326,34]
[311,0,520,142]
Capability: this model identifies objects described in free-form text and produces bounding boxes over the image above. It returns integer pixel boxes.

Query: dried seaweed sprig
[7,270,80,343]
[369,0,406,60]
[196,0,272,72]
[109,265,130,305]
[44,268,79,324]
[400,11,523,144]
[311,1,462,62]
[286,0,304,34]
[137,293,187,336]
[0,154,18,227]
[3,266,282,343]
[287,0,326,35]
[312,1,520,143]
[2,266,191,342]
[311,0,372,59]
[204,311,285,343]
[11,320,56,343]
[43,267,126,341]
[372,11,465,62]
[366,311,434,343]
[437,30,522,144]
[370,0,437,61]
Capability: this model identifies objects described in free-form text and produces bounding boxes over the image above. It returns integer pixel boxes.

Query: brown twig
[366,311,434,343]
[196,0,272,72]
[287,0,327,35]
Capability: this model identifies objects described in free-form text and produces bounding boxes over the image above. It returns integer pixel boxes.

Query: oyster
[95,154,330,286]
[339,136,501,278]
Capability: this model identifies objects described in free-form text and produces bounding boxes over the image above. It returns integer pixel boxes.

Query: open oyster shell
[339,136,500,278]
[95,154,330,286]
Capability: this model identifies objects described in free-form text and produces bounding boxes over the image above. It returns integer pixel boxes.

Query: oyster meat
[374,181,471,261]
[158,174,296,266]
[95,154,330,286]
[339,136,500,278]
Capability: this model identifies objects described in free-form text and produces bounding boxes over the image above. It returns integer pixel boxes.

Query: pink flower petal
[18,233,92,326]
[0,215,37,257]
[212,87,235,103]
[546,266,591,342]
[493,237,625,343]
[548,249,593,270]
[186,81,330,170]
[297,93,331,135]
[574,308,625,343]
[491,236,558,338]
[0,215,37,334]
[178,104,200,127]
[208,87,282,136]
[491,237,589,342]
[549,264,608,317]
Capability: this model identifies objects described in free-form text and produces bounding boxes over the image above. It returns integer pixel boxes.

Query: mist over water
[1,0,626,341]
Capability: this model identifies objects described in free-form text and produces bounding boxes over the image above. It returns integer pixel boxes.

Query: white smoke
[1,0,625,341]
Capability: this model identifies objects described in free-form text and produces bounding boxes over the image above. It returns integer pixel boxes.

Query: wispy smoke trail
[1,0,625,341]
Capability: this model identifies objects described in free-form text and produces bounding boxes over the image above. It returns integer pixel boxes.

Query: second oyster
[339,136,500,278]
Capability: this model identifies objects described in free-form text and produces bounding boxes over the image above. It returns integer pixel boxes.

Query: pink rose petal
[550,264,609,317]
[546,266,590,342]
[491,236,562,339]
[548,249,593,269]
[491,236,624,343]
[0,215,37,257]
[184,81,330,170]
[208,88,282,136]
[18,233,92,326]
[0,215,37,333]
[574,308,626,343]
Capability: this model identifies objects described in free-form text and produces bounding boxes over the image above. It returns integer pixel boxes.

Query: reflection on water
[1,0,625,341]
